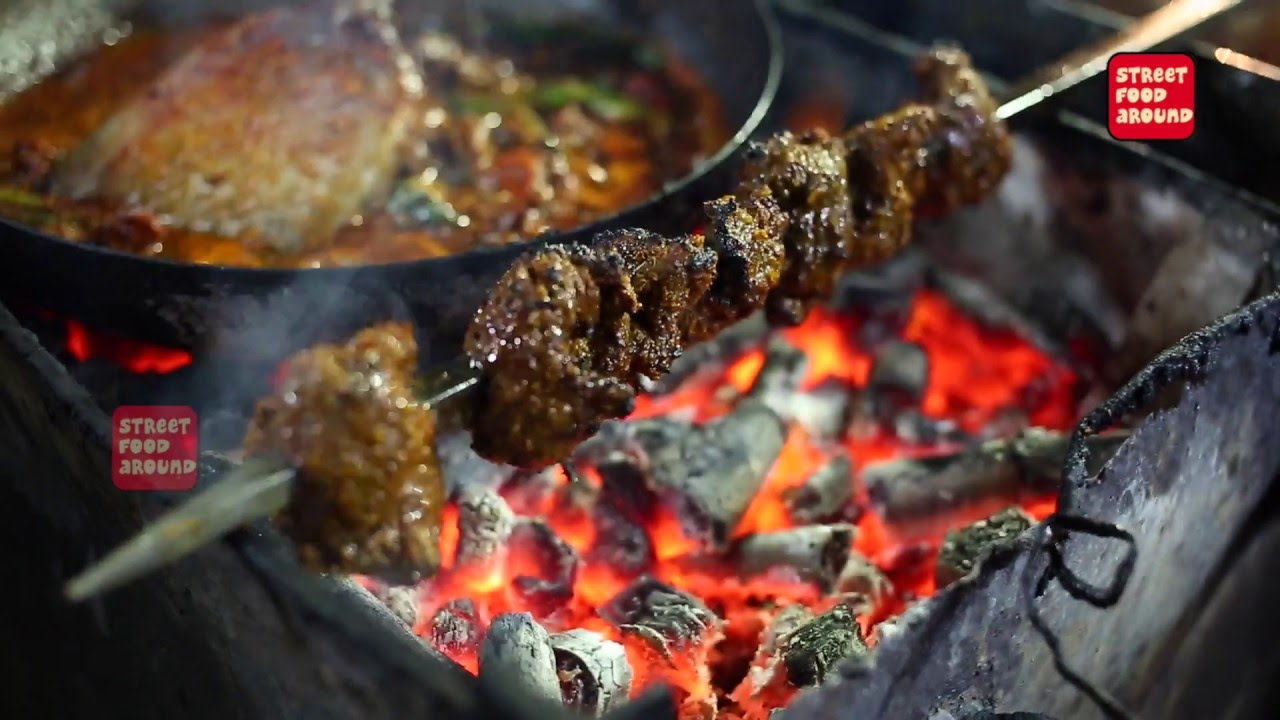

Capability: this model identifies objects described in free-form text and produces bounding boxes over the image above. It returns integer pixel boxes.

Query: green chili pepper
[454,92,514,116]
[533,79,645,122]
[0,185,57,226]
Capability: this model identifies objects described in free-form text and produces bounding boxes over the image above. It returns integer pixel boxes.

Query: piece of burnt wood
[549,629,634,717]
[835,551,893,607]
[454,487,516,567]
[928,268,1072,366]
[935,507,1035,590]
[429,598,483,660]
[600,576,721,659]
[508,519,580,617]
[867,340,929,404]
[832,250,926,347]
[576,400,787,549]
[781,452,856,524]
[863,428,1130,521]
[781,603,868,688]
[737,605,817,699]
[789,381,853,440]
[479,612,561,704]
[735,524,857,592]
[589,503,656,579]
[745,336,810,413]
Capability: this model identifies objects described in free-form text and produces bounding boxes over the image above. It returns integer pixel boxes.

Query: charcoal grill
[3,2,1280,720]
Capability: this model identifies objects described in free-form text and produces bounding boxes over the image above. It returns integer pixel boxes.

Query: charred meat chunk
[243,322,444,582]
[465,45,1011,469]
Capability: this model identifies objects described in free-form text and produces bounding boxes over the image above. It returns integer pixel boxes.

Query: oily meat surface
[244,322,444,581]
[49,1,420,254]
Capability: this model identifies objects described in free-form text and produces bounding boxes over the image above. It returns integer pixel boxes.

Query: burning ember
[63,317,193,374]
[355,287,1084,719]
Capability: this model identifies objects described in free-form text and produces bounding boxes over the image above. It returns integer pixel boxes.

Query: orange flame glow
[371,289,1081,719]
[63,319,193,374]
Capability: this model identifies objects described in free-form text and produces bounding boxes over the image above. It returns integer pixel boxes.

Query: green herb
[386,180,458,229]
[454,92,514,116]
[0,185,57,226]
[533,79,646,122]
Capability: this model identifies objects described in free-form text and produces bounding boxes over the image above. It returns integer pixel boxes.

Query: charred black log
[550,628,634,717]
[863,428,1130,520]
[781,603,868,688]
[735,524,856,592]
[935,507,1034,589]
[782,452,856,524]
[454,487,516,567]
[479,612,561,703]
[429,598,482,659]
[508,519,580,616]
[600,576,721,659]
[576,400,787,548]
[745,337,810,413]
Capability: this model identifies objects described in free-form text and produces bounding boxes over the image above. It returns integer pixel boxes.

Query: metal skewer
[63,0,1243,603]
[995,0,1242,120]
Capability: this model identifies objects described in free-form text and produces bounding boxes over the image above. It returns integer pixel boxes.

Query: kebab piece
[465,46,1012,467]
[63,323,448,601]
[243,323,446,581]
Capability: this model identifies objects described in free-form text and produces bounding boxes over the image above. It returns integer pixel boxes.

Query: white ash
[479,612,561,704]
[454,487,515,567]
[549,629,633,716]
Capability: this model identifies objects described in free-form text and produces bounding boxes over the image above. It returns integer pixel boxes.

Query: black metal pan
[0,0,783,365]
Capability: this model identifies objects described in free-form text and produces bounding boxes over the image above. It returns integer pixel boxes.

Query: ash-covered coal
[600,576,722,657]
[429,597,482,660]
[781,452,856,525]
[507,518,580,616]
[576,400,787,549]
[934,507,1033,589]
[863,428,1128,521]
[780,603,867,688]
[550,629,633,717]
[480,612,560,703]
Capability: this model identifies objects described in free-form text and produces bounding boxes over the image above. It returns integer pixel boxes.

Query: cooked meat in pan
[0,0,728,266]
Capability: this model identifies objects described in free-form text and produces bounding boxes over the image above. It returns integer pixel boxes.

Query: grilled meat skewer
[63,45,1007,593]
[466,46,1011,468]
[64,0,1244,601]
